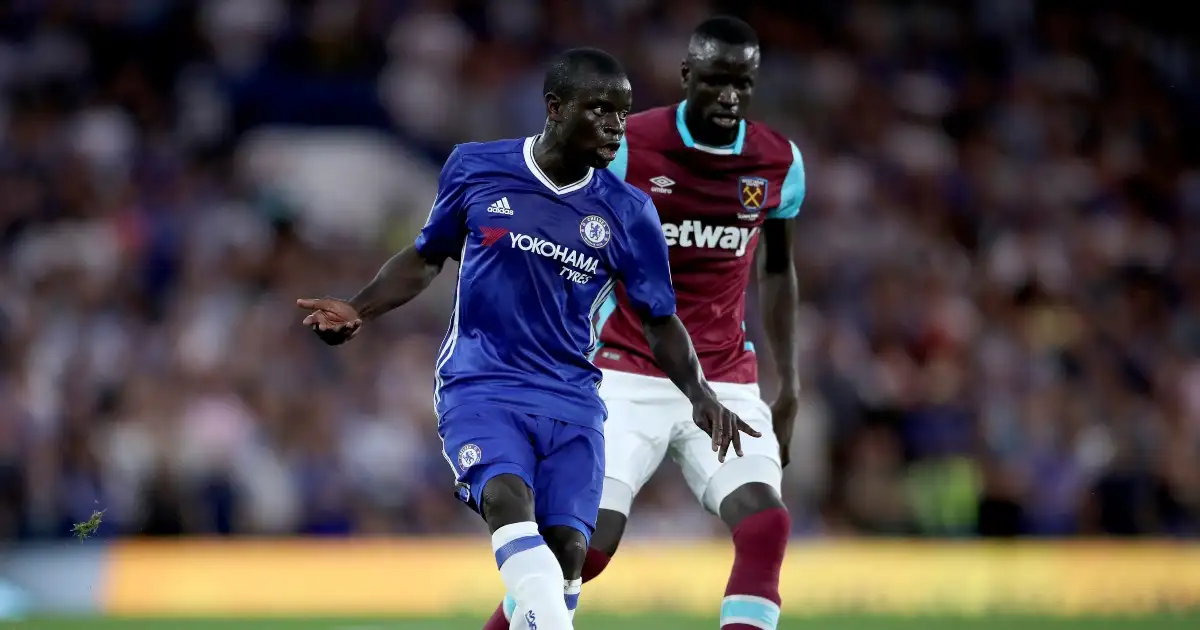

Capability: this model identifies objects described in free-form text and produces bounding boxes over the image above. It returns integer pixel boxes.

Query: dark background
[0,0,1197,541]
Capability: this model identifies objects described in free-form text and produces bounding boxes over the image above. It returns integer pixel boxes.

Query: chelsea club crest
[458,443,482,472]
[579,215,611,248]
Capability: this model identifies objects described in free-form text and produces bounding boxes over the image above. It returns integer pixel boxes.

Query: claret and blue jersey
[593,101,806,385]
[416,135,677,537]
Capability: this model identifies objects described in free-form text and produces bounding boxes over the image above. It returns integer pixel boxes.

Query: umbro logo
[487,197,514,215]
[649,176,675,195]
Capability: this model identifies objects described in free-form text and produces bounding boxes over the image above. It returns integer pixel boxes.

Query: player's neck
[533,131,591,187]
[684,107,738,148]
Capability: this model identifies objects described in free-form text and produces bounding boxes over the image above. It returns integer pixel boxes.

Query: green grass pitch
[13,615,1200,630]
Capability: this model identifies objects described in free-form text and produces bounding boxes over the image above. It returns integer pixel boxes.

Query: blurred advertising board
[93,539,1200,616]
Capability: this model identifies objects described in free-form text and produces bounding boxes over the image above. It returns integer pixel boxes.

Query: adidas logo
[487,197,514,215]
[649,176,674,195]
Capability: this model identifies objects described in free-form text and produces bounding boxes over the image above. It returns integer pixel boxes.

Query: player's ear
[546,92,564,122]
[680,60,690,90]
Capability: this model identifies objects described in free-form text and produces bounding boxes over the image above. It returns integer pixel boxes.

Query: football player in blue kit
[297,48,760,630]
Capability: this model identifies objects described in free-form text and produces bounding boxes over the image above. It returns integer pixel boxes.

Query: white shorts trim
[598,477,635,514]
[599,369,782,515]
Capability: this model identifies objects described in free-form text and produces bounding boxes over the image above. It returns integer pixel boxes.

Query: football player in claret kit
[296,47,756,630]
[482,16,807,630]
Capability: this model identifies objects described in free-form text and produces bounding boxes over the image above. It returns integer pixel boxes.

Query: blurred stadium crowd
[0,0,1197,541]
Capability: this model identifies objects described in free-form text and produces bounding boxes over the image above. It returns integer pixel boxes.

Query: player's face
[562,76,632,168]
[682,42,759,134]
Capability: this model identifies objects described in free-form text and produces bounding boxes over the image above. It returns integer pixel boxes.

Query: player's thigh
[597,370,678,514]
[669,386,782,514]
[437,405,537,515]
[531,419,606,545]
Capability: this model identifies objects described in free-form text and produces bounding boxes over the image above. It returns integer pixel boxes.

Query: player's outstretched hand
[691,395,761,463]
[297,297,362,346]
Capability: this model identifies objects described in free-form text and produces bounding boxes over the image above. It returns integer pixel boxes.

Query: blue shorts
[438,404,604,543]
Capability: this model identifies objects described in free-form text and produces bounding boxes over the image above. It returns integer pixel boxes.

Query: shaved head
[544,48,627,103]
[687,16,760,63]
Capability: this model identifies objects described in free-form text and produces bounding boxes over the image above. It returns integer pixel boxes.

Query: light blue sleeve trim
[768,141,805,220]
[607,136,629,181]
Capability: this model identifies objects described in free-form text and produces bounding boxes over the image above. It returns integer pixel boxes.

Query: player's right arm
[297,147,469,343]
[617,198,761,461]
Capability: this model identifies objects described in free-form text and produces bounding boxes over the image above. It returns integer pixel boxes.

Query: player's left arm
[619,199,760,461]
[759,141,806,467]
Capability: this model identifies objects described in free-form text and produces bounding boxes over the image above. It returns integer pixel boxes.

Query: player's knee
[479,474,535,531]
[542,526,588,579]
[589,508,628,558]
[718,481,787,530]
[723,486,790,553]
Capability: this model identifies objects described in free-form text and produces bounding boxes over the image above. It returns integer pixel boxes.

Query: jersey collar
[523,136,594,195]
[674,100,746,155]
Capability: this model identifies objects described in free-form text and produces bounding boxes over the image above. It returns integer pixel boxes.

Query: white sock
[492,522,572,630]
[564,578,582,620]
[505,576,582,626]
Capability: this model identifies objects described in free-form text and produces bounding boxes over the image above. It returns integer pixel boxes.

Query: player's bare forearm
[760,218,799,388]
[348,246,443,321]
[641,314,715,403]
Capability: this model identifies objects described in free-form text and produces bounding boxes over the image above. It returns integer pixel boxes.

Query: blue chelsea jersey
[415,137,677,429]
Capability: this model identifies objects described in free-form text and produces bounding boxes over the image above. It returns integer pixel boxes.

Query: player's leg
[439,406,574,630]
[585,499,631,572]
[671,385,789,630]
[490,524,589,628]
[489,417,602,630]
[485,485,639,629]
[540,524,586,622]
[532,418,606,622]
[714,482,789,630]
[484,373,672,630]
[586,377,676,570]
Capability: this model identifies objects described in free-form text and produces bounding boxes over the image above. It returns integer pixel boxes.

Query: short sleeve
[615,199,676,319]
[414,147,470,261]
[768,141,805,220]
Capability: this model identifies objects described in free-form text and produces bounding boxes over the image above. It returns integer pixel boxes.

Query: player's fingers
[718,418,734,463]
[296,298,324,310]
[304,309,336,328]
[308,312,339,332]
[736,418,762,438]
[730,414,744,458]
[710,413,723,453]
